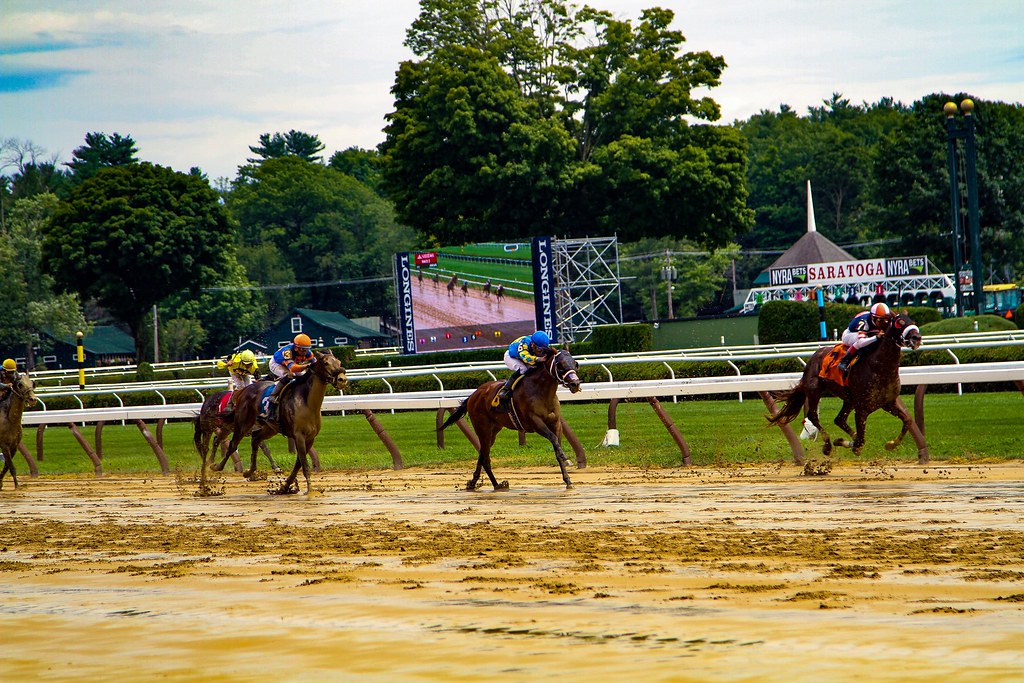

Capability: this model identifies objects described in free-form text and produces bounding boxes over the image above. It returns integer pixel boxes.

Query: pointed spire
[806,180,817,233]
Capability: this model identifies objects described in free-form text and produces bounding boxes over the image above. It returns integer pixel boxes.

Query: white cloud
[2,0,1021,179]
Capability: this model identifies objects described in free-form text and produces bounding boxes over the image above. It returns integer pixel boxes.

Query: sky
[2,0,1022,181]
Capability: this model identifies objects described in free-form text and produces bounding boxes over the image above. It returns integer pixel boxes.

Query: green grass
[19,391,1024,477]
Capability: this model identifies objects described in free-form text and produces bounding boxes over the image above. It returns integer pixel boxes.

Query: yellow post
[76,331,85,390]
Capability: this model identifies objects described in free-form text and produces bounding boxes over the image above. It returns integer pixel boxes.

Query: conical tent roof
[752,180,855,285]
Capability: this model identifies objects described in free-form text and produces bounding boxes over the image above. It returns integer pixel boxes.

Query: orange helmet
[870,302,891,325]
[293,333,312,349]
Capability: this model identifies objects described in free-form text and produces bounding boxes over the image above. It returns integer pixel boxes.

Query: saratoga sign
[769,256,927,287]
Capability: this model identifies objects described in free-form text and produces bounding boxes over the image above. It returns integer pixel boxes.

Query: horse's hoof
[494,481,510,491]
[884,440,898,451]
[211,464,223,472]
[822,442,832,456]
[465,480,478,491]
[565,483,575,490]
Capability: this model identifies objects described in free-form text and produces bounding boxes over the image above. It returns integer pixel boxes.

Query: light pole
[944,99,984,316]
[660,250,676,320]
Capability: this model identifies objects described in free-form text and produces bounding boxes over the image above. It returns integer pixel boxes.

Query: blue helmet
[531,331,550,347]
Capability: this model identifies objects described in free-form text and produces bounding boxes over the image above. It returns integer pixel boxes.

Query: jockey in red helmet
[837,302,893,373]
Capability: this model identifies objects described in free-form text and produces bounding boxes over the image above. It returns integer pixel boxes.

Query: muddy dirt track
[1,463,1023,682]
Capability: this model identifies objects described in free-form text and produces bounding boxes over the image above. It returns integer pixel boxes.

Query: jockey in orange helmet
[261,333,316,419]
[837,302,893,373]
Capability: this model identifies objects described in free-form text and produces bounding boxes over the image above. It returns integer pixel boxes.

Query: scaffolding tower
[552,236,623,342]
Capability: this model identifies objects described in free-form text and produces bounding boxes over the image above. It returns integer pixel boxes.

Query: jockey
[0,358,18,403]
[838,302,893,372]
[261,333,316,419]
[217,349,260,409]
[492,330,551,408]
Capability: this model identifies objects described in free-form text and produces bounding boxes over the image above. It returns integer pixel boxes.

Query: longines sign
[769,256,927,287]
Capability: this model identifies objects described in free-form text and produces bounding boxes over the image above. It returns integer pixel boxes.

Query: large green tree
[42,163,232,359]
[382,0,753,246]
[0,193,90,366]
[228,156,416,322]
[247,130,326,164]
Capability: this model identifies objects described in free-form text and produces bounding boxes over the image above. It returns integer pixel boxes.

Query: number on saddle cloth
[259,384,277,416]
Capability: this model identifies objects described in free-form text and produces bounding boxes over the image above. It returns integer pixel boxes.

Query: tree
[383,1,753,246]
[42,163,232,360]
[65,132,138,183]
[619,237,739,321]
[228,156,416,321]
[247,130,326,163]
[0,193,90,366]
[328,147,383,193]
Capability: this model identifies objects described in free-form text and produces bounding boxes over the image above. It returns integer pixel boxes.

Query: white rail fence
[15,359,1024,479]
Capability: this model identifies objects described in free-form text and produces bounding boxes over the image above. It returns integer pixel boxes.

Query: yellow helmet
[240,350,256,364]
[294,333,312,349]
[2,359,16,372]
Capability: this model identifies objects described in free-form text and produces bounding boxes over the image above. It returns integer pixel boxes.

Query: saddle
[819,343,856,387]
[258,380,295,423]
[491,373,526,413]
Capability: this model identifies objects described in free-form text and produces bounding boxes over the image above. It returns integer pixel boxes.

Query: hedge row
[757,300,943,344]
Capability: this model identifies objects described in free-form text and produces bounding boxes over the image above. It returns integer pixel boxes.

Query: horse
[0,373,37,490]
[447,274,458,297]
[460,281,468,296]
[495,284,505,302]
[193,389,279,480]
[214,349,348,495]
[439,348,582,491]
[766,311,928,460]
[483,279,492,298]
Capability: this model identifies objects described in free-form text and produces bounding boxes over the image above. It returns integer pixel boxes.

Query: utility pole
[944,99,984,316]
[660,250,677,320]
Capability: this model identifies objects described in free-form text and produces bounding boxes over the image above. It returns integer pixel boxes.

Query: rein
[8,378,33,401]
[545,350,579,388]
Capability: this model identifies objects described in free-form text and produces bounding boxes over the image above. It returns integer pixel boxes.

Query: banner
[770,256,928,288]
[531,236,558,343]
[394,253,417,354]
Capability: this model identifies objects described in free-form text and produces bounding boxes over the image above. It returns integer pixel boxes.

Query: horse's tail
[192,413,203,452]
[765,384,806,427]
[439,400,468,432]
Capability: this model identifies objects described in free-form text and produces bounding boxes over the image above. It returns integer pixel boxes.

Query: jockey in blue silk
[492,330,551,408]
[261,333,316,419]
[837,302,893,373]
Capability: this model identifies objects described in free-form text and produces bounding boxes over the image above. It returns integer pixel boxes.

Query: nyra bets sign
[770,256,927,287]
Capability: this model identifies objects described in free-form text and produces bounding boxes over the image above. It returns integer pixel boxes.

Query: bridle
[545,350,580,388]
[313,352,348,391]
[8,376,35,402]
[888,315,921,349]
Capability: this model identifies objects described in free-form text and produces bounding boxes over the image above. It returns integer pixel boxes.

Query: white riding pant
[268,358,308,381]
[841,330,880,351]
[228,373,254,391]
[503,351,530,374]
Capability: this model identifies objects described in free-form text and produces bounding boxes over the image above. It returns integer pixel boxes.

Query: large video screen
[395,237,557,354]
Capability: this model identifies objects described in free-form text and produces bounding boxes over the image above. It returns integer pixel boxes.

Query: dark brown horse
[193,389,278,480]
[767,311,928,461]
[447,274,458,297]
[495,284,505,302]
[0,373,37,490]
[214,349,348,494]
[439,348,582,491]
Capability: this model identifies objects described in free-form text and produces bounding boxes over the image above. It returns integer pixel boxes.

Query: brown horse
[214,349,347,494]
[495,284,505,302]
[439,348,582,491]
[447,274,458,297]
[0,373,37,490]
[193,389,278,479]
[767,311,928,461]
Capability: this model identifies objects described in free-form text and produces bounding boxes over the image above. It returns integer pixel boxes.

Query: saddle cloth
[217,392,233,413]
[491,372,527,409]
[818,343,851,387]
[258,384,276,416]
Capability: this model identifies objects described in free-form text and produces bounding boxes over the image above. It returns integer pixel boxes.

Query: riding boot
[227,389,241,412]
[262,377,288,420]
[837,347,857,373]
[491,370,522,410]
